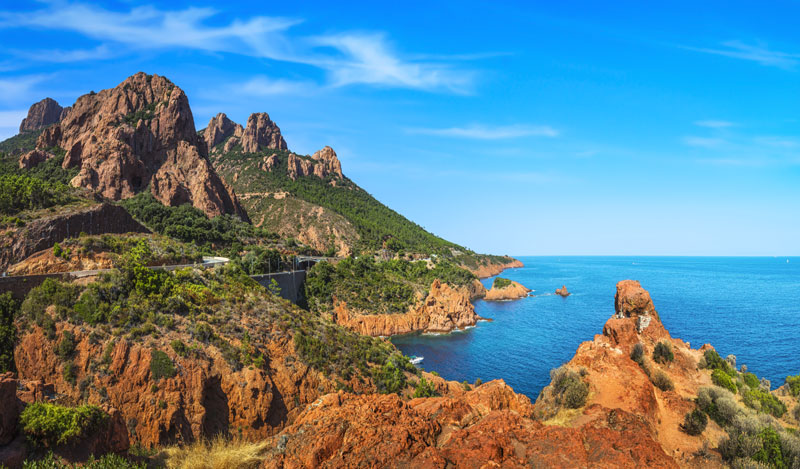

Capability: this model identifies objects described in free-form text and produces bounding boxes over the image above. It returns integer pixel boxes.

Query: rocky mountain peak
[310,146,343,179]
[30,72,245,220]
[242,112,287,153]
[19,97,68,133]
[203,112,243,152]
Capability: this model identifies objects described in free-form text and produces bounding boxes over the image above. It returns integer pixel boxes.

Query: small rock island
[555,285,570,297]
[484,277,532,301]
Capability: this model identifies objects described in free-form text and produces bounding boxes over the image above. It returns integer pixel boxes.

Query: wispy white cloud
[10,44,114,63]
[236,76,318,96]
[0,109,27,127]
[408,124,559,139]
[312,33,474,93]
[0,3,478,93]
[0,75,50,104]
[683,136,727,148]
[684,40,800,69]
[694,120,735,129]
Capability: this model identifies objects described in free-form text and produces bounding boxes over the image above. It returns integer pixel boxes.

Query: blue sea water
[392,256,800,399]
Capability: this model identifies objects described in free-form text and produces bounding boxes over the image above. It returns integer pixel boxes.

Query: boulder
[18,149,55,169]
[555,285,570,297]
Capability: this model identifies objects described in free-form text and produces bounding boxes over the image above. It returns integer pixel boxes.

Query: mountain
[18,98,69,133]
[204,112,505,265]
[25,72,245,220]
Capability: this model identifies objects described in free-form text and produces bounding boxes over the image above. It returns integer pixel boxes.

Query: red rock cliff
[34,72,245,219]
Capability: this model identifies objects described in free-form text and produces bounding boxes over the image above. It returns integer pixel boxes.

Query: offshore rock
[555,285,570,297]
[484,280,531,301]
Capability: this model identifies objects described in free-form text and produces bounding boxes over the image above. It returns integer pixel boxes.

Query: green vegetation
[741,387,786,418]
[122,100,160,126]
[303,256,475,315]
[550,366,589,409]
[492,277,512,289]
[150,349,176,380]
[56,331,76,359]
[681,408,708,436]
[213,148,465,255]
[0,173,75,216]
[20,403,108,446]
[652,341,674,364]
[22,452,145,468]
[713,369,739,394]
[121,192,278,248]
[0,129,43,154]
[652,370,674,392]
[413,376,437,398]
[704,349,738,377]
[786,375,800,398]
[0,293,19,373]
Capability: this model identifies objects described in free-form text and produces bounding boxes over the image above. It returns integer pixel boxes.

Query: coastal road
[2,256,231,279]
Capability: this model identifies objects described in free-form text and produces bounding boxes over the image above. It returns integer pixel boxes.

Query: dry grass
[159,437,270,469]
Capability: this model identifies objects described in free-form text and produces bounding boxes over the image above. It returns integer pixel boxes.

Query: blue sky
[1,1,799,255]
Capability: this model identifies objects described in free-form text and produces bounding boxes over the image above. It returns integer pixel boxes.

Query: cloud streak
[409,124,559,139]
[0,3,478,93]
[684,40,800,69]
[694,120,735,129]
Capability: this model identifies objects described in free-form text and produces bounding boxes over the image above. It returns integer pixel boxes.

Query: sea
[392,256,800,400]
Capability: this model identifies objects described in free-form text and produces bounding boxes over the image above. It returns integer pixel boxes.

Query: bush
[630,343,644,363]
[20,403,108,446]
[741,388,787,418]
[786,375,800,398]
[56,331,76,359]
[550,366,589,409]
[413,376,437,398]
[713,369,738,393]
[652,370,674,391]
[62,362,76,385]
[697,386,740,426]
[170,339,187,357]
[492,277,512,289]
[795,405,800,422]
[742,372,760,390]
[150,350,176,380]
[681,408,708,435]
[705,349,737,376]
[752,427,784,468]
[652,341,674,364]
[0,292,18,373]
[22,452,146,468]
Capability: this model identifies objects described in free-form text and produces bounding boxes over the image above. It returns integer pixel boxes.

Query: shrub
[741,388,787,418]
[630,343,644,363]
[62,362,76,385]
[56,331,76,359]
[713,369,738,393]
[22,452,146,468]
[652,370,674,391]
[705,349,737,377]
[752,427,784,468]
[462,381,471,391]
[795,405,800,422]
[170,339,187,357]
[786,375,800,398]
[652,341,674,364]
[0,292,18,373]
[474,378,482,387]
[371,359,407,394]
[20,402,108,446]
[742,372,760,390]
[150,350,176,380]
[550,366,589,409]
[413,376,437,398]
[681,408,708,436]
[719,428,763,462]
[697,386,740,426]
[492,277,512,289]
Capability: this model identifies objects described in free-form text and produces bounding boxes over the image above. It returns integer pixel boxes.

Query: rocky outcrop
[7,249,114,276]
[0,372,129,468]
[34,72,245,219]
[484,280,531,301]
[534,280,725,468]
[0,203,149,271]
[332,279,482,336]
[19,98,64,133]
[309,146,343,179]
[241,112,287,153]
[465,256,524,278]
[555,285,570,297]
[264,379,676,468]
[202,113,242,152]
[18,149,55,169]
